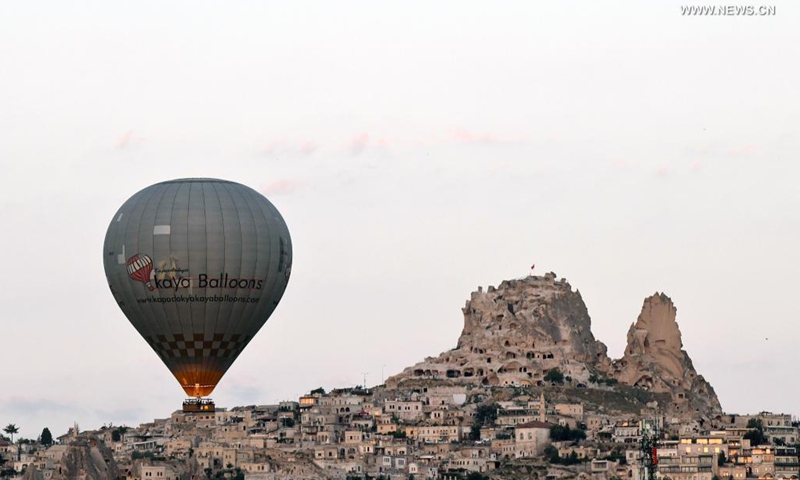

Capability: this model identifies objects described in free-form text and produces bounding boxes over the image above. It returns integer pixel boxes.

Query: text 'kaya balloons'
[103,178,292,397]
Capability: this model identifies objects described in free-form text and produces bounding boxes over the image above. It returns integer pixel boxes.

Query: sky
[1,1,798,439]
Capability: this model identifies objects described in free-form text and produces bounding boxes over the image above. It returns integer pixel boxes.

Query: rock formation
[50,437,121,480]
[387,273,722,420]
[613,293,721,417]
[22,466,45,480]
[388,273,612,388]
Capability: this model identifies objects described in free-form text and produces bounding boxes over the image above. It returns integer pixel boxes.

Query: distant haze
[1,1,798,438]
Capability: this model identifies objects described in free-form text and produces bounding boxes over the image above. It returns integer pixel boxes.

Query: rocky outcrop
[387,273,613,388]
[387,274,722,421]
[22,466,46,480]
[613,293,721,418]
[50,437,120,480]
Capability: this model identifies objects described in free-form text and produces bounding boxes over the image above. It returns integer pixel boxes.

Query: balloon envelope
[103,178,292,397]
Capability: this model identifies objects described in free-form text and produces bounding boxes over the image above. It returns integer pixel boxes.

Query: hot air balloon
[103,178,292,408]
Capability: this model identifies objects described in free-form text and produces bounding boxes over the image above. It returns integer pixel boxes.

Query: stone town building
[513,421,552,458]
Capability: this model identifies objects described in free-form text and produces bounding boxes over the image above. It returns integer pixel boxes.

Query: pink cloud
[610,159,635,170]
[116,130,144,149]
[729,144,759,155]
[450,128,501,144]
[262,179,301,196]
[298,141,318,155]
[261,140,286,155]
[348,133,370,155]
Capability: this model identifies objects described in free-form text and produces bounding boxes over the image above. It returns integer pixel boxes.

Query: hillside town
[2,274,794,480]
[2,387,799,480]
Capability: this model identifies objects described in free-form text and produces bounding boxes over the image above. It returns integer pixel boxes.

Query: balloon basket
[182,397,216,414]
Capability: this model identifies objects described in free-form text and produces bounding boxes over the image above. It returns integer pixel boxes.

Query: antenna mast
[639,413,660,480]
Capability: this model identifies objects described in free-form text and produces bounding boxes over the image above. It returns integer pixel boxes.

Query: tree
[475,404,498,426]
[2,425,18,444]
[469,424,482,441]
[747,418,764,430]
[40,428,53,447]
[111,426,128,442]
[544,445,558,458]
[466,473,489,480]
[744,419,767,445]
[744,429,766,446]
[310,387,326,395]
[544,369,564,384]
[550,424,586,441]
[718,452,726,466]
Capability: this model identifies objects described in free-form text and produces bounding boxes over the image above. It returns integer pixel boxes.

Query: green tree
[744,429,766,446]
[550,424,586,441]
[111,426,128,442]
[744,419,767,445]
[466,472,489,480]
[544,369,564,384]
[747,418,764,430]
[2,425,18,444]
[544,445,561,463]
[718,452,726,466]
[40,428,53,447]
[475,404,499,426]
[469,423,482,441]
[310,387,326,395]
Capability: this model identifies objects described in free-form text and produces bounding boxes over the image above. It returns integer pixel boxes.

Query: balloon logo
[126,254,155,291]
[103,178,292,398]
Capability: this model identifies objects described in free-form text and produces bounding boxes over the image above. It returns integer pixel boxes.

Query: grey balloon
[103,178,292,397]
